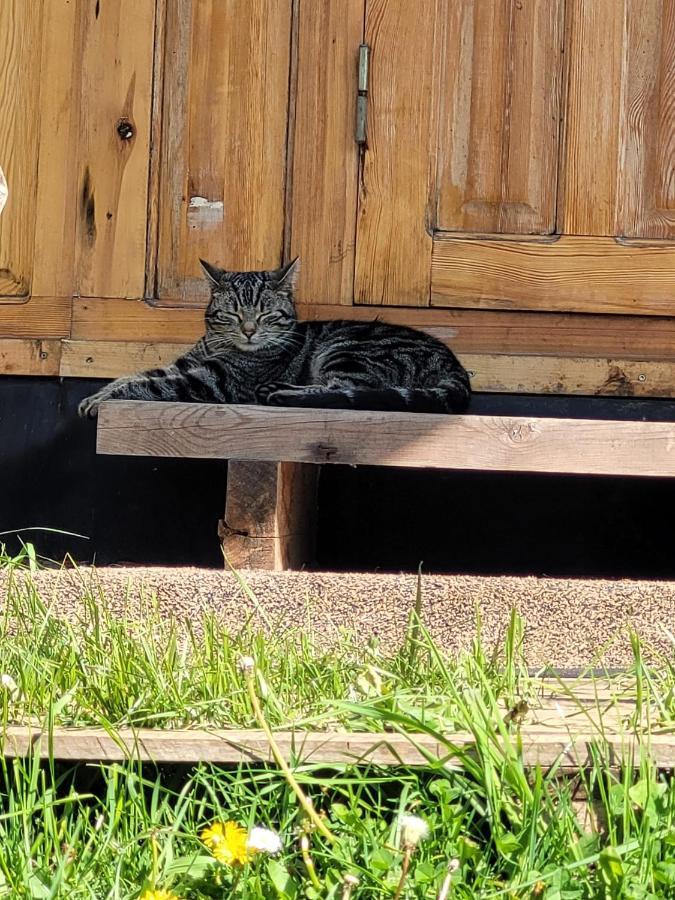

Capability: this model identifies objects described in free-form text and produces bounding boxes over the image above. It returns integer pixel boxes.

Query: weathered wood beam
[220,460,318,570]
[98,401,675,478]
[2,726,673,770]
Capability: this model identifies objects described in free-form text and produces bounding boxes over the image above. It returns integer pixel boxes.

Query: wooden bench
[97,400,675,570]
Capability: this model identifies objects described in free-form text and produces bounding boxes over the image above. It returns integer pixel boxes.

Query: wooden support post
[220,461,319,571]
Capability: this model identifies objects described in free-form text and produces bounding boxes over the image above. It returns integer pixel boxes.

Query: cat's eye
[258,312,284,325]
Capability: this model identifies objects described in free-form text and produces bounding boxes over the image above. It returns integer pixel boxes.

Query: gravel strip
[1,567,673,667]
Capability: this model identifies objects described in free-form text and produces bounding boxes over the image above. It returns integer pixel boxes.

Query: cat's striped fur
[78,259,471,418]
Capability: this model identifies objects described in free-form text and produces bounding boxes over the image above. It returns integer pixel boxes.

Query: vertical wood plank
[221,461,319,571]
[560,0,625,235]
[158,0,293,305]
[0,1,43,297]
[289,1,363,306]
[616,0,675,238]
[31,0,81,300]
[75,0,156,299]
[437,0,563,235]
[355,0,442,306]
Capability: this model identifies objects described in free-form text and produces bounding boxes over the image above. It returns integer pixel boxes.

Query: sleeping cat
[78,259,471,418]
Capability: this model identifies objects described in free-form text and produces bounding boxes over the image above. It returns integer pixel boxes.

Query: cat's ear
[200,259,227,287]
[269,257,300,293]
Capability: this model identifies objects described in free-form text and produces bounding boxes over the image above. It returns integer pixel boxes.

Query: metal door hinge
[355,43,370,145]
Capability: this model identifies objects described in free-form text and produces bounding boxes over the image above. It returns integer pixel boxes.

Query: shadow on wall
[0,377,227,566]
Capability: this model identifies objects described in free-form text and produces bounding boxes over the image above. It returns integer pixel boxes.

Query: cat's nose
[241,322,257,338]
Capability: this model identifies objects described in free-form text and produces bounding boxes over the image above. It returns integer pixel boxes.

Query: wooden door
[355,0,675,315]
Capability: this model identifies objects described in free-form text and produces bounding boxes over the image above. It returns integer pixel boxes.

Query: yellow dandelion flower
[201,820,254,865]
[139,890,181,900]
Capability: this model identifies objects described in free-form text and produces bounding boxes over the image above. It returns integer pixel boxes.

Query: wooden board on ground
[97,402,675,478]
[1,726,673,770]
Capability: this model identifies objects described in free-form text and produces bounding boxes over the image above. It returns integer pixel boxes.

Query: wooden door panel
[617,0,675,238]
[354,0,443,307]
[563,0,675,239]
[0,2,43,298]
[75,0,156,299]
[289,1,364,306]
[157,0,292,306]
[437,0,564,235]
[560,0,625,236]
[431,0,675,313]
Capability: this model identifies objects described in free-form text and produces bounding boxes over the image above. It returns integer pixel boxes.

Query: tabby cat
[78,259,471,418]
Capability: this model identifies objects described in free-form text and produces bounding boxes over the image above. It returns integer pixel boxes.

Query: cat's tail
[276,375,471,414]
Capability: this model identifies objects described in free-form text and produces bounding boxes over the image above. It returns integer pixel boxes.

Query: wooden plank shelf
[2,725,674,770]
[98,401,675,478]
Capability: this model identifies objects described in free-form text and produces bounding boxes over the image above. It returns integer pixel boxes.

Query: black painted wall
[2,376,675,577]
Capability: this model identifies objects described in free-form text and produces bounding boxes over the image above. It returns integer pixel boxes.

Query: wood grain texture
[616,0,675,238]
[561,0,624,235]
[462,354,675,398]
[0,1,43,297]
[75,0,155,298]
[0,339,60,376]
[70,297,675,358]
[31,0,80,299]
[355,0,442,306]
[222,461,319,570]
[0,297,72,339]
[157,0,292,304]
[98,402,675,478]
[71,298,204,342]
[2,725,673,769]
[60,340,188,378]
[431,235,675,315]
[437,0,563,234]
[289,1,363,305]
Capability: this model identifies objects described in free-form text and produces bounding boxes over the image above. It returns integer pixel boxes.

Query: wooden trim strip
[69,298,675,358]
[0,296,72,339]
[2,726,673,769]
[0,339,61,376]
[431,235,675,316]
[57,340,675,398]
[60,340,188,378]
[97,402,675,478]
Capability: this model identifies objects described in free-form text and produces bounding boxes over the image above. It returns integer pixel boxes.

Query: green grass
[0,543,674,898]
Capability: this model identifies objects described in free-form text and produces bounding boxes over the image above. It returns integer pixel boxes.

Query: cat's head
[200,258,299,352]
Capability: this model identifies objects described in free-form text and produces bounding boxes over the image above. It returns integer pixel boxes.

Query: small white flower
[247,826,282,855]
[238,655,256,673]
[0,674,18,699]
[341,873,360,899]
[399,814,429,848]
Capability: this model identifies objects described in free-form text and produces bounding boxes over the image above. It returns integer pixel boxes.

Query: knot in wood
[116,118,135,141]
[506,421,538,444]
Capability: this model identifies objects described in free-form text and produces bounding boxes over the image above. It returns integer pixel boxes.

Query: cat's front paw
[255,382,295,404]
[78,396,99,419]
[78,391,109,418]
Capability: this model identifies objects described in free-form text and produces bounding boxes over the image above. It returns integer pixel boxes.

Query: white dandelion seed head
[247,826,282,855]
[343,874,360,886]
[399,814,429,848]
[238,655,256,673]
